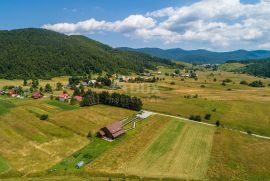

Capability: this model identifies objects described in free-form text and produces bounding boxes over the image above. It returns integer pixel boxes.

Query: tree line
[80,90,142,111]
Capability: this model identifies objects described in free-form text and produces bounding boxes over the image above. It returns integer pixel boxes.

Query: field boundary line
[144,110,270,141]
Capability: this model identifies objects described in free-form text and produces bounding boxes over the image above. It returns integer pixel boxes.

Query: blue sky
[1,0,269,51]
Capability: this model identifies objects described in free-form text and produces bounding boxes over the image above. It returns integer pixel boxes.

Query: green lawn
[0,98,15,116]
[0,156,9,174]
[47,100,79,111]
[50,137,123,172]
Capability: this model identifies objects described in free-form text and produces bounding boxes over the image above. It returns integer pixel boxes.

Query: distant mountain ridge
[119,47,270,64]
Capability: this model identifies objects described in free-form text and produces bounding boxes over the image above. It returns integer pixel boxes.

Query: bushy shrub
[249,80,265,87]
[240,80,248,85]
[189,115,202,122]
[223,78,232,83]
[40,114,48,121]
[204,113,211,120]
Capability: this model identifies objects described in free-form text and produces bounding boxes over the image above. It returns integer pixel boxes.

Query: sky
[1,0,269,51]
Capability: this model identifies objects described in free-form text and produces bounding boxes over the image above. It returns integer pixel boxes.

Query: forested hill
[0,28,174,79]
[119,47,270,64]
[228,59,270,78]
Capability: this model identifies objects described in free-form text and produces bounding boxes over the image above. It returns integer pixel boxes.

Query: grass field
[0,97,134,176]
[208,129,270,181]
[47,100,79,111]
[0,156,9,174]
[0,98,15,116]
[115,70,270,136]
[1,68,270,180]
[121,118,215,180]
[85,115,215,180]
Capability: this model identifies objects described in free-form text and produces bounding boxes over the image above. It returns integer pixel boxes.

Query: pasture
[0,97,133,176]
[1,67,270,180]
[208,129,270,181]
[86,115,216,180]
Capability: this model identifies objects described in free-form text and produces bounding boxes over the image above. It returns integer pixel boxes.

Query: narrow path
[144,110,270,141]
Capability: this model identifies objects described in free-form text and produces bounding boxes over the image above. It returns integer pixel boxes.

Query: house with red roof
[58,92,70,102]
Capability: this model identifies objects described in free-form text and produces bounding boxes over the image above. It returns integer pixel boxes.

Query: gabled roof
[105,122,125,138]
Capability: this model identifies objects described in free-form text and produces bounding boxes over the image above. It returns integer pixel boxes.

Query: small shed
[76,161,84,169]
[98,122,125,140]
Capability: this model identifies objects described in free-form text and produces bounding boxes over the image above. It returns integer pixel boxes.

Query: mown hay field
[0,97,134,175]
[87,115,216,180]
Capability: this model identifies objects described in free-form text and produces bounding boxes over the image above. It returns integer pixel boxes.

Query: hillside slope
[0,28,174,79]
[119,47,270,64]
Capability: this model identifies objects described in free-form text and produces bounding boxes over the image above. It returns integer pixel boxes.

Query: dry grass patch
[50,105,134,136]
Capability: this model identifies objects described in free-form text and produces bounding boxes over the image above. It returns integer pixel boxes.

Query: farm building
[32,92,43,99]
[58,93,70,102]
[98,121,125,140]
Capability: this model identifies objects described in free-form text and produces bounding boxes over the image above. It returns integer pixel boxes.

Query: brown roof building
[98,122,125,140]
[32,92,43,99]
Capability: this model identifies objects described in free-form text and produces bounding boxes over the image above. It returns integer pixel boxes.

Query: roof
[105,122,125,138]
[32,92,42,97]
[74,96,82,102]
[59,93,69,98]
[76,161,84,168]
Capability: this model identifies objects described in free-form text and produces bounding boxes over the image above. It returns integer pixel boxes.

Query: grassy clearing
[208,129,270,181]
[47,100,79,111]
[121,118,215,180]
[50,137,121,172]
[0,98,15,116]
[0,156,9,174]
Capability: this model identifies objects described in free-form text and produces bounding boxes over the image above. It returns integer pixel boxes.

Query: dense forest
[0,28,175,79]
[227,59,270,78]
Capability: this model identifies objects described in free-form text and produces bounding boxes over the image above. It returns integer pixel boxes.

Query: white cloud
[42,0,270,50]
[42,15,155,35]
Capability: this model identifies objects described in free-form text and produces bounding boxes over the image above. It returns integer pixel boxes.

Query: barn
[98,122,125,140]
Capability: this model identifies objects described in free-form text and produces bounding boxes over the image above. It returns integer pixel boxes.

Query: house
[157,71,162,75]
[32,92,43,99]
[97,121,125,140]
[74,95,83,102]
[58,93,70,102]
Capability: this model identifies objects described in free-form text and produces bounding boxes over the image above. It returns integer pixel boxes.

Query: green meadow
[0,66,270,180]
